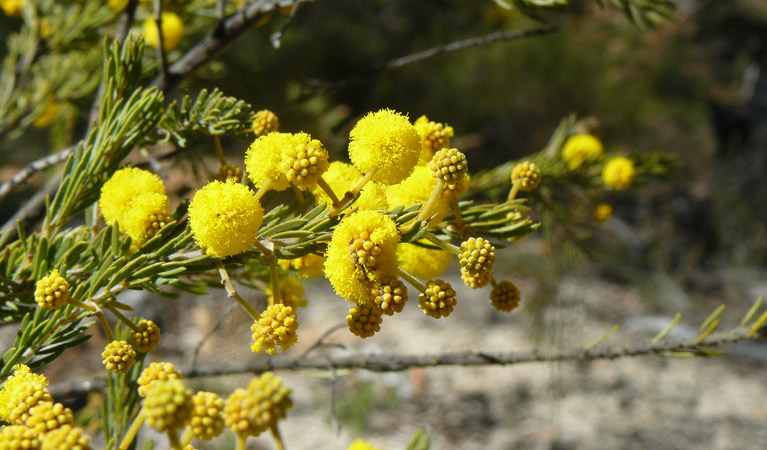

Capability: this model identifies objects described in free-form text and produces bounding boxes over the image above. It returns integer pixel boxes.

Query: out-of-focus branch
[48,326,765,400]
[0,146,74,204]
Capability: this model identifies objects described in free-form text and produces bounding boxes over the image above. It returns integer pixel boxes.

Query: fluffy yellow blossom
[100,167,166,227]
[0,0,24,17]
[348,438,379,450]
[267,276,307,309]
[224,373,292,437]
[245,132,292,191]
[602,156,635,190]
[348,109,421,185]
[120,192,172,243]
[188,180,264,257]
[594,202,613,223]
[278,253,326,278]
[414,115,454,163]
[32,102,60,128]
[311,161,388,211]
[324,210,400,302]
[143,12,184,51]
[562,134,603,170]
[282,132,329,190]
[0,364,51,424]
[250,304,298,354]
[397,242,452,280]
[252,109,279,136]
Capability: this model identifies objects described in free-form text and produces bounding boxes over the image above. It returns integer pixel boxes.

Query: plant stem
[217,260,260,321]
[117,411,145,450]
[507,180,520,202]
[167,428,182,449]
[254,177,274,201]
[214,135,227,165]
[415,178,445,224]
[422,232,460,256]
[270,424,286,450]
[398,267,426,293]
[68,298,97,312]
[316,176,340,206]
[96,309,116,341]
[105,304,140,332]
[236,434,248,450]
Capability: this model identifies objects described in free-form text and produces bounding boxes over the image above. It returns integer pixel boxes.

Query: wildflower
[348,438,379,450]
[562,134,603,170]
[397,242,452,280]
[430,148,468,185]
[0,426,42,450]
[245,132,292,192]
[32,102,59,128]
[101,340,136,373]
[224,373,292,437]
[593,202,613,223]
[602,156,635,190]
[278,253,326,278]
[142,379,193,432]
[459,237,496,289]
[129,319,161,353]
[215,164,243,183]
[100,167,166,227]
[311,161,387,211]
[369,276,408,315]
[413,115,454,163]
[348,109,421,185]
[120,192,172,243]
[188,391,225,441]
[34,269,70,310]
[188,180,264,257]
[346,303,382,337]
[250,304,298,355]
[0,0,24,17]
[143,12,184,51]
[489,280,521,312]
[26,402,74,434]
[281,132,329,190]
[324,210,400,302]
[511,161,541,192]
[137,362,182,397]
[252,109,279,137]
[41,425,91,450]
[267,276,307,309]
[418,279,457,318]
[0,364,51,424]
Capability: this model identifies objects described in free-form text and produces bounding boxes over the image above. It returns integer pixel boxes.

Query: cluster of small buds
[459,237,496,289]
[418,279,457,319]
[348,230,383,270]
[511,161,541,191]
[252,109,279,137]
[370,277,408,315]
[41,425,92,450]
[26,402,74,434]
[0,425,42,450]
[101,340,136,373]
[281,133,329,190]
[224,373,293,437]
[143,211,173,239]
[489,280,521,312]
[188,391,225,441]
[215,164,243,183]
[137,362,182,397]
[346,303,383,338]
[129,319,162,353]
[34,270,70,311]
[250,304,298,355]
[430,148,468,184]
[143,379,194,432]
[4,383,53,424]
[414,115,454,161]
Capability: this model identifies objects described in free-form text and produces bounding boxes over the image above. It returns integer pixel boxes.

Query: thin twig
[0,174,60,234]
[188,302,237,370]
[0,146,74,203]
[299,322,347,359]
[304,26,559,99]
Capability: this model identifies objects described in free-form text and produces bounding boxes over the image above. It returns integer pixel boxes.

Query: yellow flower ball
[397,242,452,280]
[32,102,60,128]
[188,180,264,257]
[267,276,307,309]
[143,379,193,432]
[0,0,24,17]
[602,156,635,190]
[311,161,388,211]
[0,425,42,450]
[101,340,136,373]
[562,134,603,170]
[346,303,382,338]
[414,115,454,163]
[41,424,92,450]
[348,109,421,185]
[34,269,70,311]
[0,364,51,424]
[278,253,326,278]
[324,210,400,302]
[511,161,541,192]
[245,132,292,191]
[348,438,379,450]
[250,304,298,355]
[418,279,457,319]
[593,202,613,223]
[224,373,292,437]
[137,362,182,398]
[100,167,166,227]
[282,132,329,190]
[188,391,225,441]
[121,192,172,243]
[489,280,521,312]
[26,402,74,434]
[143,12,184,51]
[252,109,279,137]
[129,319,162,353]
